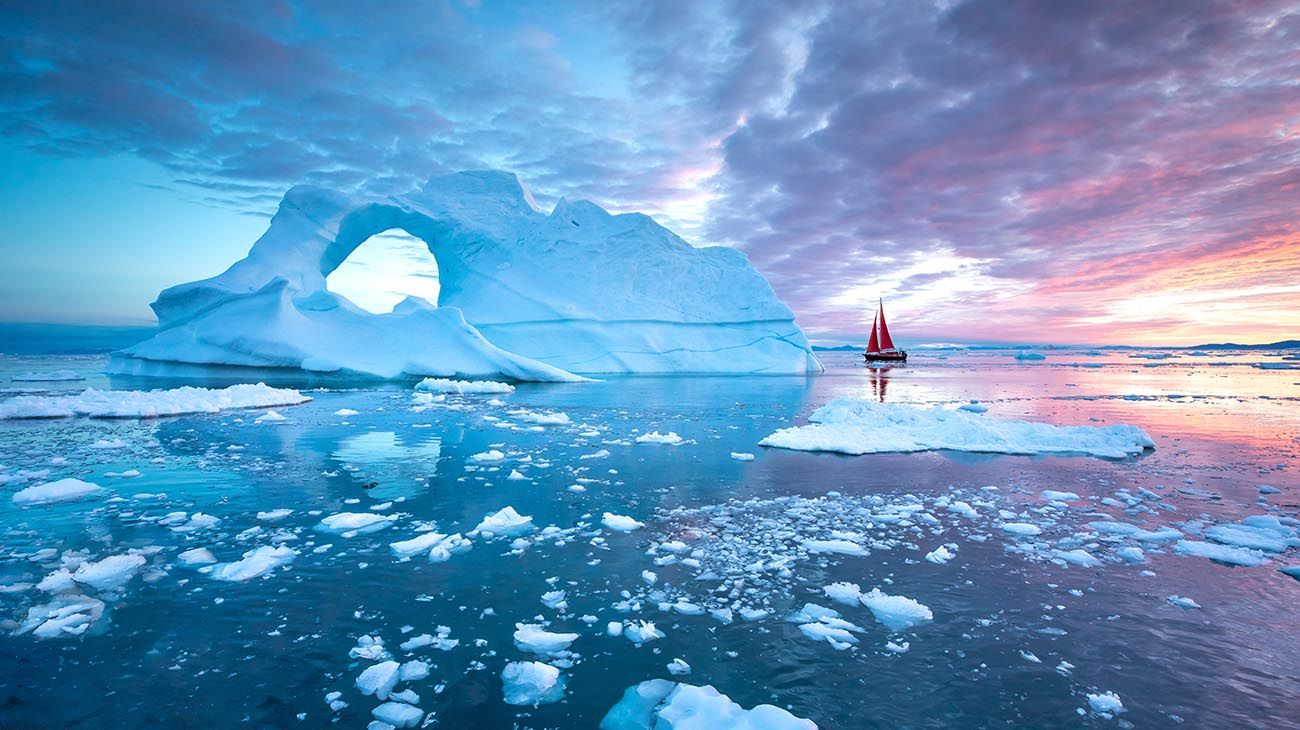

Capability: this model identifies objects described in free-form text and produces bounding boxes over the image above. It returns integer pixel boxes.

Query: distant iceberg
[112,171,821,381]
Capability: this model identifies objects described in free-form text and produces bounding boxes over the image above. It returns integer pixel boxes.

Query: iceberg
[760,399,1154,459]
[111,171,821,381]
[601,680,816,729]
[12,478,104,506]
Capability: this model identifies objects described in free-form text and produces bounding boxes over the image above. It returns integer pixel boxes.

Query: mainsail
[866,312,880,353]
[877,299,895,351]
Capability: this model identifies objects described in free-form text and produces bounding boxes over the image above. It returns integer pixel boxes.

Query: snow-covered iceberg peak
[112,171,821,381]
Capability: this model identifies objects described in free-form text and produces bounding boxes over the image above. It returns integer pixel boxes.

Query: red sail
[878,300,896,351]
[866,313,880,353]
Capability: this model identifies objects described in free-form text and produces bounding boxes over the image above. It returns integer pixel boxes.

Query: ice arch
[325,229,440,314]
[114,170,822,381]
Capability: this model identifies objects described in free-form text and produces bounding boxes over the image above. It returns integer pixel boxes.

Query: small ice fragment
[602,513,644,532]
[501,661,566,706]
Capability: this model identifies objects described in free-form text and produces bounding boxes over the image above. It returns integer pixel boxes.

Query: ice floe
[0,383,310,419]
[12,478,105,506]
[601,680,816,729]
[473,507,534,536]
[210,546,298,582]
[760,399,1154,458]
[602,512,645,532]
[501,661,566,705]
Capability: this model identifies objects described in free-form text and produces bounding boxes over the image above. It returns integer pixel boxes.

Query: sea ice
[473,507,534,536]
[1001,523,1042,537]
[1167,595,1201,609]
[1174,540,1268,567]
[0,383,310,419]
[803,539,868,556]
[501,661,566,706]
[925,545,956,564]
[371,702,423,728]
[1204,516,1299,553]
[210,546,297,582]
[760,400,1154,459]
[415,378,516,394]
[602,513,645,532]
[600,680,816,730]
[513,623,579,655]
[636,431,685,445]
[317,512,398,535]
[178,548,218,566]
[860,588,933,631]
[1086,691,1125,716]
[356,660,401,699]
[72,554,146,592]
[12,478,105,506]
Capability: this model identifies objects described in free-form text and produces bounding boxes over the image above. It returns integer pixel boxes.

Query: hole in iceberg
[324,229,440,314]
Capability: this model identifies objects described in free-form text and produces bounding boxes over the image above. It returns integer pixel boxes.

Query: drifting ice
[0,383,309,420]
[601,680,816,729]
[111,171,821,380]
[760,399,1154,459]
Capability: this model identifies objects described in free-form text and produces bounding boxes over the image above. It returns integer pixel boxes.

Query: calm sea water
[1,348,1298,728]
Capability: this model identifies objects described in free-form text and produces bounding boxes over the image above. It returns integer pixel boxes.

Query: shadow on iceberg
[112,171,823,381]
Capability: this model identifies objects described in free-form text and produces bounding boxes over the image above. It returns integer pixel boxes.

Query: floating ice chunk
[623,620,665,645]
[210,546,297,581]
[860,588,933,631]
[178,548,218,567]
[580,449,611,460]
[760,399,1154,459]
[635,431,685,445]
[1087,521,1181,542]
[1167,595,1201,609]
[470,449,505,463]
[1204,516,1299,553]
[399,660,430,681]
[390,531,450,558]
[730,452,756,461]
[507,469,527,480]
[104,469,141,478]
[957,402,988,413]
[667,659,691,676]
[946,501,978,519]
[256,508,294,522]
[334,408,360,417]
[787,603,841,624]
[372,702,423,728]
[541,590,567,610]
[317,512,398,535]
[602,513,644,532]
[171,512,221,532]
[822,582,863,606]
[798,618,861,650]
[11,370,84,381]
[72,554,146,592]
[803,539,868,556]
[1280,566,1300,581]
[1014,351,1046,361]
[925,545,956,565]
[508,409,571,425]
[600,680,817,730]
[1041,490,1081,502]
[15,594,105,639]
[473,506,534,536]
[0,383,310,420]
[501,661,566,706]
[1116,547,1146,564]
[416,378,515,395]
[254,410,286,423]
[356,660,401,700]
[1086,691,1125,716]
[12,478,104,506]
[1054,549,1101,567]
[1174,540,1268,567]
[514,623,579,655]
[1001,523,1042,537]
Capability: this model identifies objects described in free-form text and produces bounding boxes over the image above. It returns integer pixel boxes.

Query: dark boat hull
[863,351,908,362]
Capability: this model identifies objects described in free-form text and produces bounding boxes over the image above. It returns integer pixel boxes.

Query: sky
[1,0,1297,346]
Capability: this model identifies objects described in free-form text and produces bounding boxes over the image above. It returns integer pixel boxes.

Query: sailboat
[863,299,908,363]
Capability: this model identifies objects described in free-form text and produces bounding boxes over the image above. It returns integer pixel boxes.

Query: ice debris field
[1,348,1298,728]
